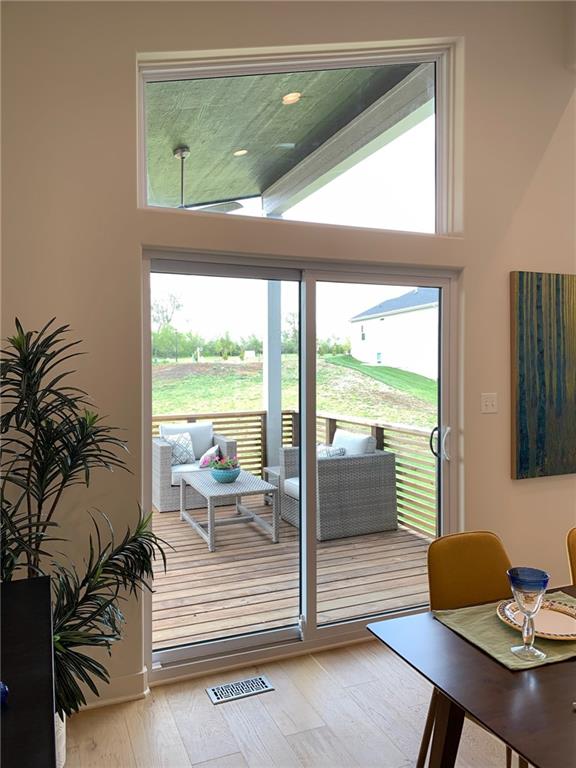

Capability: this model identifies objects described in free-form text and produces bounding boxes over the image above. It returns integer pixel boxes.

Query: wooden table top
[368,586,576,768]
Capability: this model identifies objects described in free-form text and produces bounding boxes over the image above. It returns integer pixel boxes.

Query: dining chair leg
[416,687,438,768]
[427,690,465,768]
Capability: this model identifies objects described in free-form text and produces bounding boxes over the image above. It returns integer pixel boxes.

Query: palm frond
[51,510,167,717]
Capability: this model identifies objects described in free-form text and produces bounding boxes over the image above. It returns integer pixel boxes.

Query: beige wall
[2,1,575,703]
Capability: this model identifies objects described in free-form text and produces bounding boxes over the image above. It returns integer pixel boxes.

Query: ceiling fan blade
[185,201,244,214]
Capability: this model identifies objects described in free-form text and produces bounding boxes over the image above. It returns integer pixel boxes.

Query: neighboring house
[350,287,439,379]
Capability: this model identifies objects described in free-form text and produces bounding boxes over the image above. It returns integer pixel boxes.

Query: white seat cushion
[332,428,376,456]
[160,422,214,457]
[284,477,300,500]
[171,461,201,485]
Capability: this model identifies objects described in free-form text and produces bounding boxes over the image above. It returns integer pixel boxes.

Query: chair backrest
[567,528,576,584]
[428,531,512,611]
[159,422,214,456]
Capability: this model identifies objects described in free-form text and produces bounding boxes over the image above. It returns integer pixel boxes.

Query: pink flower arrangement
[208,455,239,470]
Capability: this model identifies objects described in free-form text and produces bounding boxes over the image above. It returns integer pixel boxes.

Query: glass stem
[522,615,534,650]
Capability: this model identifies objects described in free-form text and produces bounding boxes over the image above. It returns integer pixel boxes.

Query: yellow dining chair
[567,528,576,584]
[418,531,527,768]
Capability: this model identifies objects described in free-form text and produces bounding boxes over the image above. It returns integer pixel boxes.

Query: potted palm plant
[0,319,167,767]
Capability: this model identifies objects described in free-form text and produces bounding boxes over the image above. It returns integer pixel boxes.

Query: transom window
[143,59,437,233]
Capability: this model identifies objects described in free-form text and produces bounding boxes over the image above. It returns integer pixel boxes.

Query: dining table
[368,585,576,768]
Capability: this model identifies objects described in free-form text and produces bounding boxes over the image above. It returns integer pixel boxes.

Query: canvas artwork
[511,271,576,479]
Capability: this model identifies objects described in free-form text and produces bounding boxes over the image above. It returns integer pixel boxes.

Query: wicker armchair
[279,446,397,540]
[152,431,237,513]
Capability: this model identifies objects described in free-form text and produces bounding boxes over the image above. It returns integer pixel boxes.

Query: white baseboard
[82,667,149,711]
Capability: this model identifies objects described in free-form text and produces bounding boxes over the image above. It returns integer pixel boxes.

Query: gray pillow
[317,444,346,458]
[165,432,196,466]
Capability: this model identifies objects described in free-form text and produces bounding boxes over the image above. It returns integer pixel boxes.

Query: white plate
[496,599,576,641]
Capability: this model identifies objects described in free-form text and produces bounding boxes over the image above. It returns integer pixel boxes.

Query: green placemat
[434,591,576,670]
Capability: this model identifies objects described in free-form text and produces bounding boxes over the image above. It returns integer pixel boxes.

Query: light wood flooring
[67,644,505,768]
[152,504,431,650]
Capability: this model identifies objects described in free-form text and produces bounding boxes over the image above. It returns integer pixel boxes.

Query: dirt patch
[155,360,262,382]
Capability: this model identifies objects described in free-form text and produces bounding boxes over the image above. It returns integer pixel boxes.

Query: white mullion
[440,275,460,535]
[299,274,317,640]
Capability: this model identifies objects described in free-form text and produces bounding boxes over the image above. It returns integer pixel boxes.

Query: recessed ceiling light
[233,149,248,157]
[282,92,302,105]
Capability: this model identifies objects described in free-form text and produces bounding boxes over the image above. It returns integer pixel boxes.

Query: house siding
[351,305,439,378]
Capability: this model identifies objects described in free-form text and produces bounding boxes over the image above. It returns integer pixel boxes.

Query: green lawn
[152,354,437,427]
[324,355,438,405]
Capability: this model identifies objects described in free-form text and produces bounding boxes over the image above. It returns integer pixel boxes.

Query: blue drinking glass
[507,567,549,661]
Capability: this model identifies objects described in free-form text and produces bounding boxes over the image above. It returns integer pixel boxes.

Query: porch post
[264,280,282,467]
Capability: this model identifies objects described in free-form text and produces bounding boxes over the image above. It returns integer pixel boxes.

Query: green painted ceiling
[145,63,419,208]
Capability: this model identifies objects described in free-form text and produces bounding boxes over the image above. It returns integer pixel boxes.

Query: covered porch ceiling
[145,63,420,209]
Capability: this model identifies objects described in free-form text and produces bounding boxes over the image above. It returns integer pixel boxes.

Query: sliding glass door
[149,267,303,660]
[312,278,442,628]
[147,260,454,665]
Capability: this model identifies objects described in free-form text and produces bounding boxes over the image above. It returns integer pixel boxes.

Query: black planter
[1,576,56,767]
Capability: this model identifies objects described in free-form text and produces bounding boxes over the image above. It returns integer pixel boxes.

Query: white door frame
[143,252,460,684]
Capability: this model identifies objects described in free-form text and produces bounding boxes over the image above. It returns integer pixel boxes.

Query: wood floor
[67,644,505,768]
[152,504,431,650]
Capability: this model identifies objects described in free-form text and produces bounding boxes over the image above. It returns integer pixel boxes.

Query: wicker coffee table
[179,469,279,551]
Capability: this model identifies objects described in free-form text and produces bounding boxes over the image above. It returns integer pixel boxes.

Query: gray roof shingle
[351,287,439,322]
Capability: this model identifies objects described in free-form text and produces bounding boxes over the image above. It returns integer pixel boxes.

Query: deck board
[152,503,431,649]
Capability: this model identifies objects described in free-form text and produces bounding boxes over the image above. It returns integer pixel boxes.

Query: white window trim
[138,38,463,234]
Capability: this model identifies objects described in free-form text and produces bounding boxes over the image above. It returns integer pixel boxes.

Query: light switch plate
[481,392,498,413]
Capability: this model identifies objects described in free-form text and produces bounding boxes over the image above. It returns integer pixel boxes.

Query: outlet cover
[481,392,498,413]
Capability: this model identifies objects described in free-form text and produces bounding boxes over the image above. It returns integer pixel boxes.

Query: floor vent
[206,675,274,704]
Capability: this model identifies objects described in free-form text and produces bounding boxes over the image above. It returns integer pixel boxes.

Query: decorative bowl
[210,467,241,483]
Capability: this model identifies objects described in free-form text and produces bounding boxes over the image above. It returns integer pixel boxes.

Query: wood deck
[152,503,431,650]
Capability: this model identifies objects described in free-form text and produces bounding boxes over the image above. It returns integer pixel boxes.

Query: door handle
[441,426,451,461]
[429,426,439,457]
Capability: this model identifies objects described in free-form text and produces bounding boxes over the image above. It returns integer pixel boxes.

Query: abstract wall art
[511,271,576,479]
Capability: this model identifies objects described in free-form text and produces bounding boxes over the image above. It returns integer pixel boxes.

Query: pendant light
[173,145,190,209]
[172,144,244,213]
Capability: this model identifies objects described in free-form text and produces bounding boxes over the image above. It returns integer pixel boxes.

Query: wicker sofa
[152,422,237,513]
[279,443,397,541]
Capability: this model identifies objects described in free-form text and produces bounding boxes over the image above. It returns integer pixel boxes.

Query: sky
[151,114,435,341]
[152,275,413,340]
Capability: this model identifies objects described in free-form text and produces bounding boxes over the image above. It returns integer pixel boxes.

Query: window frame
[138,40,462,235]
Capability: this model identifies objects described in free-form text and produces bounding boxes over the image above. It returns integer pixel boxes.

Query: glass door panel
[314,281,440,626]
[150,271,301,654]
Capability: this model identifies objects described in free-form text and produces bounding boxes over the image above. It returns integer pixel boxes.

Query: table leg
[180,478,185,521]
[208,498,215,552]
[272,490,279,543]
[416,688,438,768]
[427,691,464,768]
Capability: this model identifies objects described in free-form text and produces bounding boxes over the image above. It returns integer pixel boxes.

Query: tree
[215,332,237,360]
[241,334,263,355]
[152,325,179,360]
[151,294,182,330]
[282,312,299,354]
[317,336,351,356]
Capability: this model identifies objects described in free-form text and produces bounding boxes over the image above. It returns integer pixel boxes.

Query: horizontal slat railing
[153,410,299,478]
[153,410,436,537]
